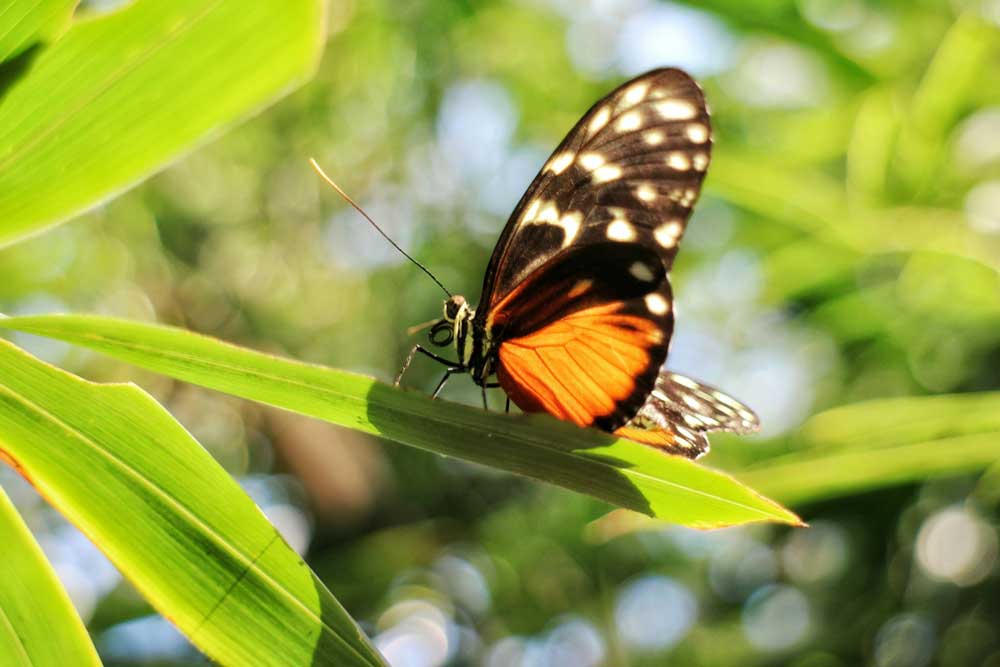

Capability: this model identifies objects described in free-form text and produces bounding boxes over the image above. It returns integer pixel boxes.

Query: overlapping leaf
[0,486,102,667]
[0,338,386,666]
[0,0,325,247]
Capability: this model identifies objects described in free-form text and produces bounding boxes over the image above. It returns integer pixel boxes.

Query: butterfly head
[428,295,479,368]
[443,294,468,322]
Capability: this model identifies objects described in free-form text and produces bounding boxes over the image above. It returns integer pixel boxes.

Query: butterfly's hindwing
[490,243,673,430]
[616,372,760,458]
[476,68,711,316]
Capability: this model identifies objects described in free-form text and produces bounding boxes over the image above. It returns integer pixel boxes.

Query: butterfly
[395,68,759,458]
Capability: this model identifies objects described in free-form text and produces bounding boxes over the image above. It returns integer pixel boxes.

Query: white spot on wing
[643,130,665,146]
[537,202,559,223]
[654,220,683,247]
[655,99,697,120]
[623,82,649,106]
[629,261,655,282]
[593,165,622,183]
[546,151,576,175]
[684,413,704,427]
[589,106,611,135]
[616,110,641,132]
[666,152,691,171]
[671,374,698,389]
[683,395,704,410]
[607,218,635,241]
[645,293,669,314]
[686,122,709,143]
[578,152,605,170]
[636,184,656,202]
[557,211,583,246]
[521,198,541,223]
[692,152,709,171]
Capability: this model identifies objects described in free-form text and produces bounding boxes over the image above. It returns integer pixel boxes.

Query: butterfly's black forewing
[474,68,711,322]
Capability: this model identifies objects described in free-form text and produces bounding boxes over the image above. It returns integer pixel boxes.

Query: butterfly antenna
[309,158,452,297]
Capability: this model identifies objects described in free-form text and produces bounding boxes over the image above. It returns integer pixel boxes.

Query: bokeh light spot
[916,506,998,586]
[615,575,697,652]
[742,585,812,652]
[874,614,935,667]
[616,3,735,77]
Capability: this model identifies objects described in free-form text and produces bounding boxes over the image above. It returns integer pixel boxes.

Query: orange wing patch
[496,303,661,427]
[613,426,676,448]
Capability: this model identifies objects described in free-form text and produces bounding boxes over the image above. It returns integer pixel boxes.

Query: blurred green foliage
[2,0,1000,665]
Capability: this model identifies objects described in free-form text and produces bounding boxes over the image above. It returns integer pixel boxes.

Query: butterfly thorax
[433,294,495,385]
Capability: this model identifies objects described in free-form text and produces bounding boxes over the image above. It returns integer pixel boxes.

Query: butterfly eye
[444,295,466,321]
[429,320,454,347]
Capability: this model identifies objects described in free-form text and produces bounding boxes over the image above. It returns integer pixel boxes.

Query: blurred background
[2,0,1000,665]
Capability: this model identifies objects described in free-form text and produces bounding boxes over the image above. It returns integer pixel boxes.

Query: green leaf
[669,0,875,84]
[711,154,1000,273]
[741,394,1000,506]
[799,392,1000,451]
[0,486,102,667]
[0,0,325,248]
[742,433,1000,507]
[908,12,998,140]
[895,13,1000,192]
[0,0,76,63]
[846,87,899,204]
[0,339,386,667]
[0,314,802,529]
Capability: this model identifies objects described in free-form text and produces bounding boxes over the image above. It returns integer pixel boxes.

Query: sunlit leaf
[670,0,874,83]
[909,12,998,140]
[0,0,75,63]
[0,339,386,666]
[712,154,1000,271]
[0,0,325,247]
[741,393,1000,506]
[742,433,1000,507]
[895,13,999,192]
[0,314,802,529]
[0,486,102,667]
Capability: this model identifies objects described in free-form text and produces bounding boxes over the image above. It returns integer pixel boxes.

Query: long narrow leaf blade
[742,394,1000,506]
[0,0,76,63]
[0,339,386,667]
[742,433,1000,507]
[0,314,801,529]
[0,486,102,667]
[0,0,325,247]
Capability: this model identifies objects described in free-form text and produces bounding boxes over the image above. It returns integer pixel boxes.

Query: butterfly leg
[474,382,505,412]
[395,344,460,386]
[432,367,465,399]
[505,396,510,414]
